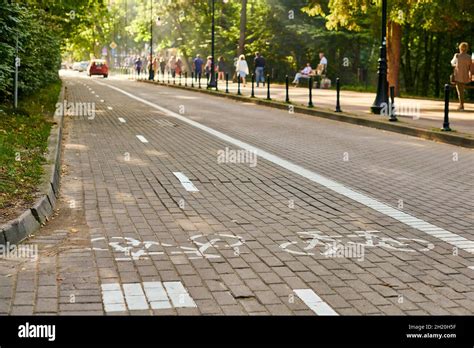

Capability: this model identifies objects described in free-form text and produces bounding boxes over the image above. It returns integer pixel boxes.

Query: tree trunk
[402,27,414,94]
[387,20,402,96]
[433,34,442,98]
[420,32,432,97]
[238,0,247,56]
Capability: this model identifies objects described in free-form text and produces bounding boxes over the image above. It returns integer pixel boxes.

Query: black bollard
[335,78,342,112]
[285,75,290,103]
[191,72,194,88]
[168,71,170,84]
[173,72,176,85]
[389,86,397,121]
[215,72,219,91]
[308,77,314,107]
[266,75,271,100]
[237,75,241,95]
[198,73,202,89]
[179,73,182,86]
[225,73,229,93]
[442,84,452,131]
[251,74,255,98]
[185,72,188,87]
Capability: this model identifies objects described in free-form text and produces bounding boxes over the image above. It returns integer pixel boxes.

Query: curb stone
[3,210,41,245]
[0,83,65,247]
[138,79,474,149]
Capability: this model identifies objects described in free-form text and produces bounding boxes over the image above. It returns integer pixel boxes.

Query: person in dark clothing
[254,52,266,87]
[193,54,204,81]
[134,57,142,76]
[217,56,226,81]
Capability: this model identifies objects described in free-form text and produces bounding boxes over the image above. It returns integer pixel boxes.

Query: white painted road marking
[101,283,126,312]
[136,135,148,143]
[173,172,199,192]
[143,282,172,309]
[294,289,338,316]
[99,82,474,255]
[469,266,474,271]
[118,117,126,123]
[163,281,197,308]
[107,106,113,110]
[123,283,148,310]
[101,281,195,312]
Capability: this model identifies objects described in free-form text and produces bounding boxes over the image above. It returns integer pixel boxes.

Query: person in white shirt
[293,63,313,85]
[318,52,328,75]
[236,54,249,86]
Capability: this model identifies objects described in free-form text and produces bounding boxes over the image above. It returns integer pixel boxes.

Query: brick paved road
[1,73,473,316]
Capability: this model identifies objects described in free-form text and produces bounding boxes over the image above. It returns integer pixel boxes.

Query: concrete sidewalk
[132,72,474,135]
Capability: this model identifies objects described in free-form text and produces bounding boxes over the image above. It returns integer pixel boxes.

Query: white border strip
[99,82,474,254]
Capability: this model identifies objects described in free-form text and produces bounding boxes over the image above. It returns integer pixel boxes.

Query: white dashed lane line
[173,172,199,192]
[294,289,338,316]
[98,81,474,256]
[136,135,148,143]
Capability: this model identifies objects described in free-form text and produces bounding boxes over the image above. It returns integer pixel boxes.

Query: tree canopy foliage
[1,0,473,103]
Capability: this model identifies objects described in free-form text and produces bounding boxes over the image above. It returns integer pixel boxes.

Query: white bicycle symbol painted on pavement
[280,230,434,256]
[91,233,245,261]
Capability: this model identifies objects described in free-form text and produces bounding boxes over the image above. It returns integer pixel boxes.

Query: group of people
[131,55,185,78]
[191,52,266,87]
[292,52,328,86]
[131,51,330,90]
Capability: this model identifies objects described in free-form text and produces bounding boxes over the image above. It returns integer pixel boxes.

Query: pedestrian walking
[134,56,142,76]
[451,42,473,111]
[176,57,183,76]
[254,52,266,87]
[193,54,203,81]
[217,56,226,81]
[159,57,166,76]
[168,56,177,78]
[205,56,213,82]
[236,55,249,87]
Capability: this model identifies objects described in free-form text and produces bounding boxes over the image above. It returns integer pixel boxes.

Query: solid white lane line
[99,82,474,254]
[173,172,199,192]
[118,117,126,123]
[294,289,338,316]
[136,135,148,143]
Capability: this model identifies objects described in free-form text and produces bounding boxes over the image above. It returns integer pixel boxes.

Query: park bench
[297,74,331,89]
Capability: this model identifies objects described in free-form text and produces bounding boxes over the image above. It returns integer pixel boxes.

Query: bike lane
[1,75,473,316]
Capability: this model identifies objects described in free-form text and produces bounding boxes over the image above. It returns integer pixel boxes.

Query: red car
[88,59,108,78]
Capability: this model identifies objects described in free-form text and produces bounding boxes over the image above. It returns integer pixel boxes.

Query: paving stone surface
[0,75,472,316]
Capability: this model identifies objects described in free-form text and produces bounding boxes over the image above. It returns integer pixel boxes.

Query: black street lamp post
[148,0,154,80]
[208,0,217,89]
[371,0,388,114]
